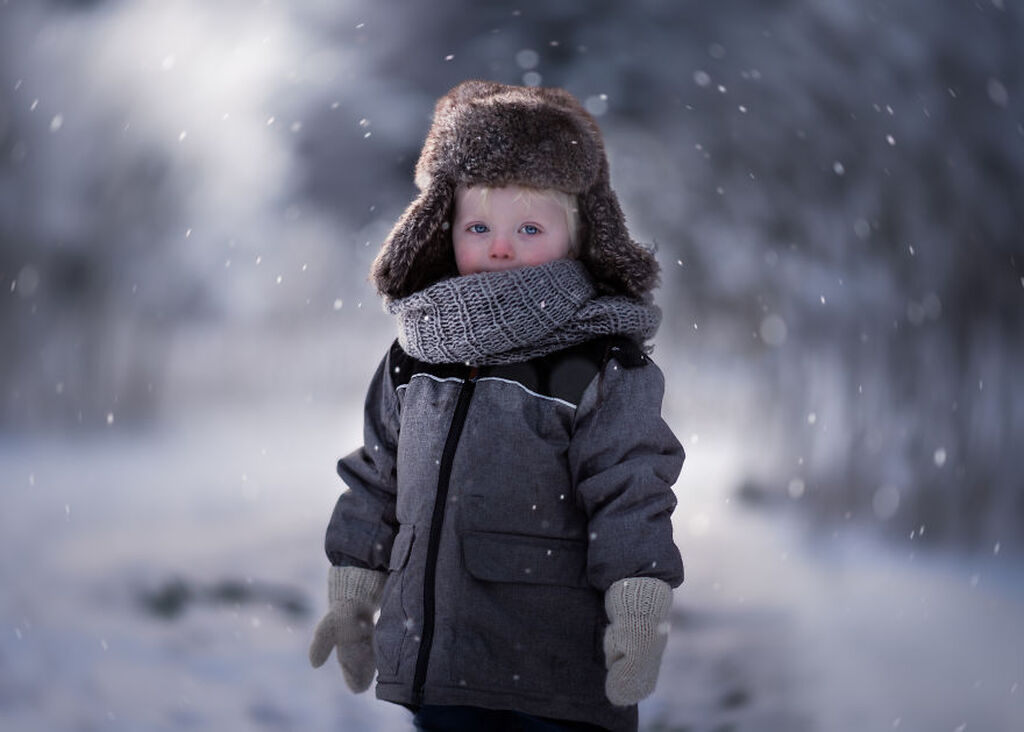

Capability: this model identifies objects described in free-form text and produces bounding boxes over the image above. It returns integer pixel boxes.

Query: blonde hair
[466,186,580,255]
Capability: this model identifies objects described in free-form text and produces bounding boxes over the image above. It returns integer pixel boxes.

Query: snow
[2,405,1021,731]
[657,441,1024,731]
[0,409,404,731]
[1,0,1021,727]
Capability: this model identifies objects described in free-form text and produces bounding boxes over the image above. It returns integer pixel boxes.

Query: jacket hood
[371,80,660,301]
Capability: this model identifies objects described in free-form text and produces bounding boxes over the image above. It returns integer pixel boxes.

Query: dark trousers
[412,704,610,732]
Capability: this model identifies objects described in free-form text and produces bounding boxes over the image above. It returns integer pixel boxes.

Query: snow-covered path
[1,409,1021,731]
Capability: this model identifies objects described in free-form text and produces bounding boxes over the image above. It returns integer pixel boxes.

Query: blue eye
[468,224,488,234]
[520,224,540,235]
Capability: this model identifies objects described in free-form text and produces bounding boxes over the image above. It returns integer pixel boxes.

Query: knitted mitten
[603,576,673,706]
[308,566,388,692]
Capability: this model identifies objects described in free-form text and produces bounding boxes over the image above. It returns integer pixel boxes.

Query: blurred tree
[1,0,1021,550]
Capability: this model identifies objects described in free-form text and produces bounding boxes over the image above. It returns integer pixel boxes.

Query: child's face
[452,185,573,276]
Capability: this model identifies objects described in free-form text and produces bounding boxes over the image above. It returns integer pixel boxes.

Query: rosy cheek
[523,248,548,266]
[453,247,473,275]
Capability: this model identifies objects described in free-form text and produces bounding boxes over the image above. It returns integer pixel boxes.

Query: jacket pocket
[374,524,414,680]
[453,531,604,695]
[462,531,589,588]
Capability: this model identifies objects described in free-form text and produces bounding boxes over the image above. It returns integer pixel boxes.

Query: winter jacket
[324,335,685,732]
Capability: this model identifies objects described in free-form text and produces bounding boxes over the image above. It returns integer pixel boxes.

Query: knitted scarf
[386,259,661,365]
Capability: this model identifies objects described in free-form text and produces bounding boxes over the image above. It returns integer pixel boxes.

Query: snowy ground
[654,439,1024,731]
[1,405,1021,731]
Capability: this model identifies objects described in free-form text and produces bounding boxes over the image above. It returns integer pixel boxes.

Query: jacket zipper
[412,365,478,705]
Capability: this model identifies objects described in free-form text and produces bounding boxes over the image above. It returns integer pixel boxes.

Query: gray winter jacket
[324,336,685,731]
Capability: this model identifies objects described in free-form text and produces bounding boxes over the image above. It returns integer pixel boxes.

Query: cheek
[452,239,477,275]
[520,248,547,266]
[526,238,570,266]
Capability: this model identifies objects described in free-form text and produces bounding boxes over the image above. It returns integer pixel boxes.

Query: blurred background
[1,0,1022,730]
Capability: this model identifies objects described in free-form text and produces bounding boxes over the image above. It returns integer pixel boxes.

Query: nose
[489,235,514,260]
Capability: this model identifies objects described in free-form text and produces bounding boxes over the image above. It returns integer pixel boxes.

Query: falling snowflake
[516,49,539,69]
[987,78,1008,107]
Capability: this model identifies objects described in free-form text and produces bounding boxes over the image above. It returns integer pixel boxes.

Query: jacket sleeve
[324,344,401,571]
[568,353,685,592]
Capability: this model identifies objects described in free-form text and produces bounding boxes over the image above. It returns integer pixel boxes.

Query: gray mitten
[603,576,673,706]
[309,565,387,692]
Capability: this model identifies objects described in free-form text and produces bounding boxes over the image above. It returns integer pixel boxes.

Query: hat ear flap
[578,179,660,298]
[372,176,458,300]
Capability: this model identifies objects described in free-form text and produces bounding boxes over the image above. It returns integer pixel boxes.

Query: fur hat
[371,80,660,300]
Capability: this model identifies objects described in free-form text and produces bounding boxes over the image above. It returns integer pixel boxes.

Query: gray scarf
[386,259,660,365]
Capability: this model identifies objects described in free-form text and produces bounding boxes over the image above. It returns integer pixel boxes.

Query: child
[309,80,685,732]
